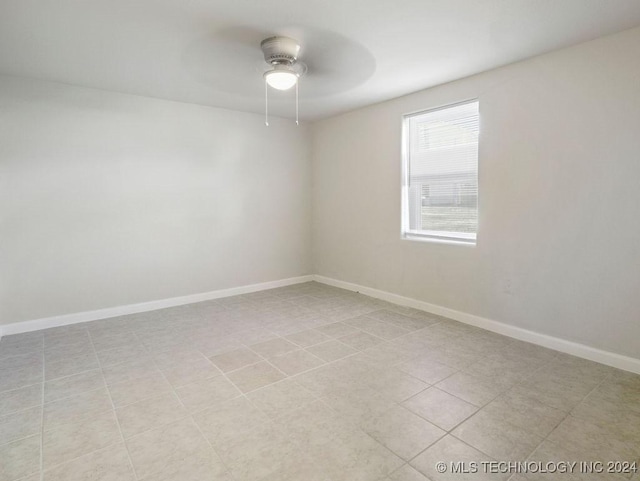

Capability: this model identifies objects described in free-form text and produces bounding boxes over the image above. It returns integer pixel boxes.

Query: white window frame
[401,99,479,245]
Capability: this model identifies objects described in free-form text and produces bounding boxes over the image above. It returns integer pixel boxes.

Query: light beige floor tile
[43,443,135,481]
[44,343,94,364]
[389,464,431,481]
[116,392,188,438]
[160,357,220,388]
[247,378,317,419]
[216,423,299,481]
[174,375,241,413]
[570,390,640,444]
[0,364,43,392]
[363,405,445,460]
[422,347,481,371]
[0,406,41,445]
[322,386,396,427]
[44,329,89,345]
[96,345,149,368]
[507,382,585,413]
[269,349,325,375]
[137,450,231,481]
[0,434,41,481]
[11,475,40,481]
[44,387,112,431]
[1,353,43,373]
[303,435,357,470]
[277,400,355,451]
[483,389,567,438]
[90,332,140,353]
[44,332,90,351]
[339,429,405,476]
[151,349,205,370]
[410,435,505,481]
[369,310,436,331]
[398,356,457,384]
[546,415,640,461]
[194,336,244,358]
[226,361,285,393]
[315,322,361,339]
[0,339,43,362]
[307,340,358,362]
[259,459,332,481]
[452,410,542,460]
[501,339,558,361]
[0,384,42,416]
[140,336,189,354]
[249,337,298,358]
[125,418,211,480]
[519,370,597,409]
[344,317,410,340]
[43,410,121,470]
[403,387,478,431]
[316,452,388,481]
[44,370,105,403]
[526,440,631,481]
[583,381,640,415]
[101,359,159,385]
[339,330,386,351]
[285,329,332,348]
[462,352,537,382]
[359,344,416,367]
[107,372,172,407]
[45,353,99,381]
[369,370,429,403]
[192,397,271,448]
[209,348,262,372]
[231,327,280,345]
[436,372,504,406]
[550,354,616,383]
[293,364,356,395]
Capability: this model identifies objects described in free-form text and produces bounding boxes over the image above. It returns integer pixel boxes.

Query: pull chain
[264,77,300,126]
[265,79,269,127]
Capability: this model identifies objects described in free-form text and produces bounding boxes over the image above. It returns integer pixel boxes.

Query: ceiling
[1,0,640,121]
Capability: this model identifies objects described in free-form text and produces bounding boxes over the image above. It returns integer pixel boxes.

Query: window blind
[402,100,479,243]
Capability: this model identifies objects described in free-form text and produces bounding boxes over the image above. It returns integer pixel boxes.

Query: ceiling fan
[182,27,375,120]
[260,36,306,126]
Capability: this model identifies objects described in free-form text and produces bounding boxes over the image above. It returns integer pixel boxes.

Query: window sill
[401,233,476,246]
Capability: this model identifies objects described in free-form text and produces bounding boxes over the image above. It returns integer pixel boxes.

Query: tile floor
[1,282,639,481]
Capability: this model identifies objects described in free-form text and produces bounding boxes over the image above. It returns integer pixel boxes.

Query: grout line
[37,336,44,481]
[87,329,139,481]
[519,369,614,465]
[189,414,235,479]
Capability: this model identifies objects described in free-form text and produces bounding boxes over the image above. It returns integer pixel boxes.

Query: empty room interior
[2,1,640,480]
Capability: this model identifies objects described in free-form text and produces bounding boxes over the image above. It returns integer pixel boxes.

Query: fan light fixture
[264,67,298,90]
[260,36,305,126]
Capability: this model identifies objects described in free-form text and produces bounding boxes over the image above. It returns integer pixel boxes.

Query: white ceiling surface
[1,1,640,121]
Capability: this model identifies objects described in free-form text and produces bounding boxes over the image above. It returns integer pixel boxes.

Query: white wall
[0,76,311,325]
[312,27,640,358]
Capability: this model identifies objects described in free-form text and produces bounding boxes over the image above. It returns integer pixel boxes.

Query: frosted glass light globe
[265,70,298,90]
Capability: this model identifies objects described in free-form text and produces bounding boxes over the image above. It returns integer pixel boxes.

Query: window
[402,100,479,244]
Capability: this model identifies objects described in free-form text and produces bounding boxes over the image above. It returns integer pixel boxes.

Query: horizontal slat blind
[403,100,479,242]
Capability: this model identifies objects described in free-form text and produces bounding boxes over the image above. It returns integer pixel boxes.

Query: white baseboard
[3,272,638,375]
[0,275,314,338]
[313,275,640,375]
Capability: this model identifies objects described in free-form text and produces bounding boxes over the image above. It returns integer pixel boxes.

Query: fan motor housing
[260,36,300,65]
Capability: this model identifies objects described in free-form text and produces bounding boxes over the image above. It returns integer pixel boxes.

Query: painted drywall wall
[311,26,640,358]
[0,76,311,324]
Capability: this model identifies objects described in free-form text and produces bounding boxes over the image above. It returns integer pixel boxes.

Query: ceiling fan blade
[181,26,375,99]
